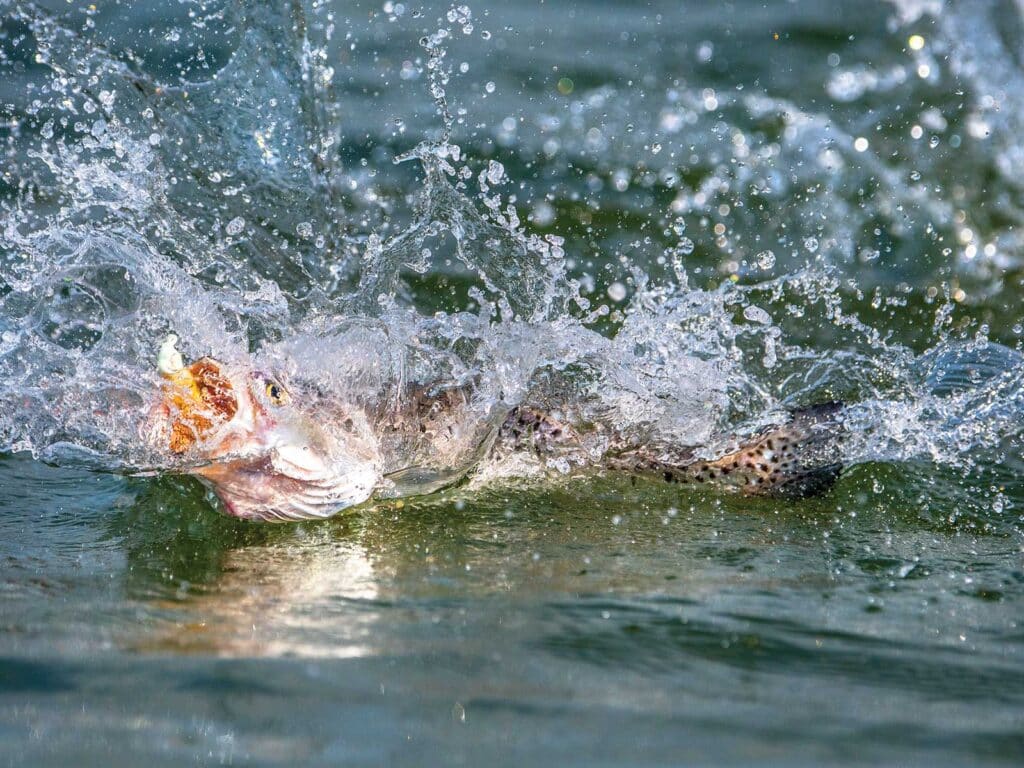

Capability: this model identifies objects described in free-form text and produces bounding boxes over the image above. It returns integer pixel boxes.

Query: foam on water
[1,0,1023,523]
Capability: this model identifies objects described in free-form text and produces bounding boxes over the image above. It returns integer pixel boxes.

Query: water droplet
[607,282,627,302]
[484,81,496,94]
[755,250,776,269]
[531,201,555,227]
[804,237,819,253]
[743,305,771,324]
[226,217,245,236]
[485,160,506,186]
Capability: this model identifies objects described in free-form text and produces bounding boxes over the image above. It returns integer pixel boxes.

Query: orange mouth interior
[163,359,239,453]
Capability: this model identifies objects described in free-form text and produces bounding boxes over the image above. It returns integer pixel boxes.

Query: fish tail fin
[696,401,846,499]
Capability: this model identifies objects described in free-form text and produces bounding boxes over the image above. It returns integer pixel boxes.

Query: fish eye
[265,380,290,406]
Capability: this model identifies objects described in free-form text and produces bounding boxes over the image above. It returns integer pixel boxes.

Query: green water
[2,0,1024,765]
[3,456,1022,765]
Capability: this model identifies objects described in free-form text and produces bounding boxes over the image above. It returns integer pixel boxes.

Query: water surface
[2,1,1023,765]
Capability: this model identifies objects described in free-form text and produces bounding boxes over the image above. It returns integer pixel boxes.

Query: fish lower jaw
[200,479,358,522]
[193,458,379,522]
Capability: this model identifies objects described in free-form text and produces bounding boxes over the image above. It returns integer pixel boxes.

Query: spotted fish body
[497,402,845,499]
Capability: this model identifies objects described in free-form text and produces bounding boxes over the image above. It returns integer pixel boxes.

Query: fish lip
[217,491,239,518]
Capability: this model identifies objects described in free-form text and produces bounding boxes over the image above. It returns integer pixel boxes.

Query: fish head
[148,336,380,522]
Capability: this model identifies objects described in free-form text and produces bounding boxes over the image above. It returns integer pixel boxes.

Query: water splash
[0,0,1023,527]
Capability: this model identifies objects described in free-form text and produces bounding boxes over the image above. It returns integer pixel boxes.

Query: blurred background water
[1,0,1024,765]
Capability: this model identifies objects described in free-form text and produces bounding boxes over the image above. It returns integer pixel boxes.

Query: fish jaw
[190,392,382,522]
[192,452,379,522]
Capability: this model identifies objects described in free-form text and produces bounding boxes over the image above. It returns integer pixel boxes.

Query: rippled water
[2,0,1023,764]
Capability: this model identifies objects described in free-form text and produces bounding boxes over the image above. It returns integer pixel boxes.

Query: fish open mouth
[148,335,381,521]
[150,334,241,455]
